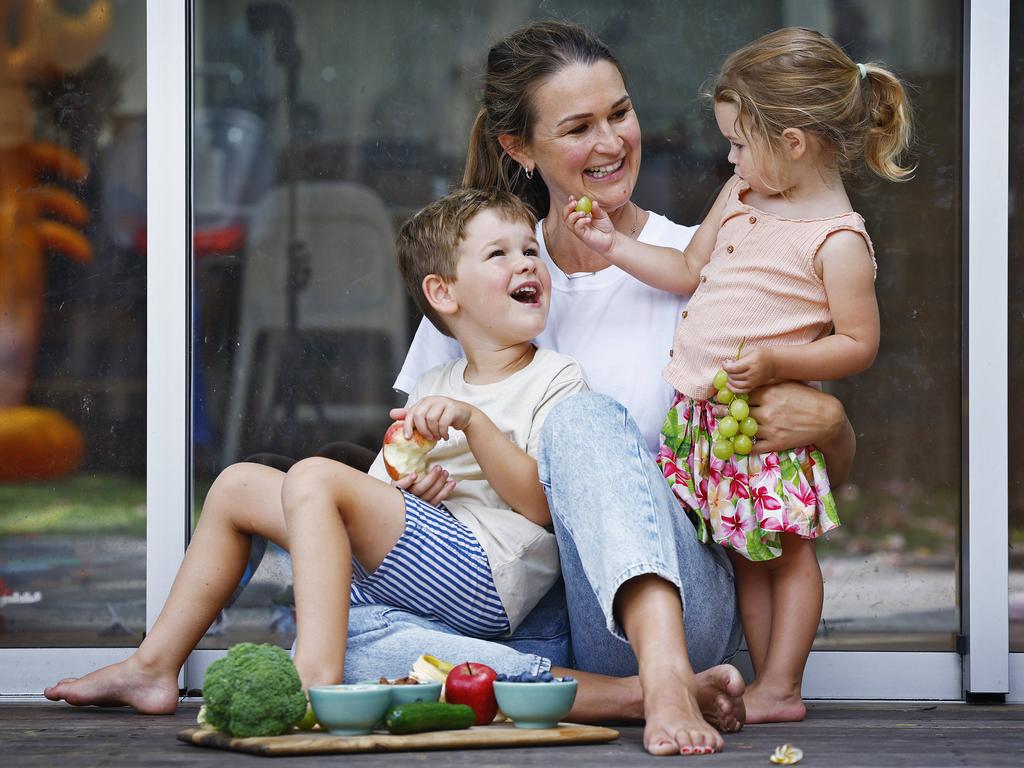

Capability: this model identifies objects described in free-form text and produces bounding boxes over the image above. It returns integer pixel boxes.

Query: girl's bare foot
[695,664,746,732]
[743,678,806,724]
[43,656,180,715]
[641,665,725,756]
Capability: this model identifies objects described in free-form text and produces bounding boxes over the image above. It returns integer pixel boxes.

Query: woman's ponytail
[861,64,915,181]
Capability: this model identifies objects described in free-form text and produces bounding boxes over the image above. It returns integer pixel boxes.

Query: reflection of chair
[221,182,406,466]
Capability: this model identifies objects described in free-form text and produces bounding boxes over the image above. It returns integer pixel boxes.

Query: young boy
[282,187,586,687]
[45,187,586,707]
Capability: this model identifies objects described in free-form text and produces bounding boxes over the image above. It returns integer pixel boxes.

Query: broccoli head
[202,642,307,737]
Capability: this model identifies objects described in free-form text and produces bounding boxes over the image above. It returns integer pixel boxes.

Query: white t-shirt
[369,348,588,632]
[395,212,696,454]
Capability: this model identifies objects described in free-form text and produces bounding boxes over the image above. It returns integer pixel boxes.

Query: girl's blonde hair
[712,27,913,183]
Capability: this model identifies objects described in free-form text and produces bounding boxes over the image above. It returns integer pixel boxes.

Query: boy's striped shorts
[349,491,510,638]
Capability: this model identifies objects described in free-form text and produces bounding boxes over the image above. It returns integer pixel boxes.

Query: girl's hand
[723,347,776,393]
[391,397,475,442]
[393,465,456,507]
[563,195,615,255]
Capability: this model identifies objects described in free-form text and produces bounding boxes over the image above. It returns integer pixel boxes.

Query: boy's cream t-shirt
[367,347,588,632]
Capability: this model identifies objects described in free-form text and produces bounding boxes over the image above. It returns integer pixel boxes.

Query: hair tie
[857,62,867,80]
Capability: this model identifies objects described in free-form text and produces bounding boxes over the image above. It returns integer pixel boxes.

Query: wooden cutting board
[178,722,620,756]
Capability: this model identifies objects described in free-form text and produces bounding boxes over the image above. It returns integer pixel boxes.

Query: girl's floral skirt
[657,393,840,562]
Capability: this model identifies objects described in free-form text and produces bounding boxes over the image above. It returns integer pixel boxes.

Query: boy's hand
[390,397,475,442]
[393,465,456,507]
[723,347,776,393]
[563,195,615,255]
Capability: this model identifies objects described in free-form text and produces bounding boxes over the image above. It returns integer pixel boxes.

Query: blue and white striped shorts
[349,491,510,638]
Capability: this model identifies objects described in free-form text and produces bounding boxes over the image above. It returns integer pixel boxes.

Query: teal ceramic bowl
[359,679,443,707]
[389,680,442,706]
[493,679,578,729]
[307,684,392,736]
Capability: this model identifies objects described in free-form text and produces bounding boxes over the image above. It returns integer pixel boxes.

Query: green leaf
[780,456,799,483]
[745,530,779,561]
[823,492,840,526]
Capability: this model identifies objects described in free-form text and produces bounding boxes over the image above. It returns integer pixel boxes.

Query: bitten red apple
[444,662,498,725]
[381,421,437,480]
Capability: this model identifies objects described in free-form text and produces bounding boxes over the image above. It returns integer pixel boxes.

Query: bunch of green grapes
[709,368,759,461]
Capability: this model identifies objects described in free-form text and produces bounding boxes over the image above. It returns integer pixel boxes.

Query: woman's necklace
[544,201,640,279]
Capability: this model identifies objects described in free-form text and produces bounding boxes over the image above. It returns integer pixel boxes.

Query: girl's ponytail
[861,64,915,181]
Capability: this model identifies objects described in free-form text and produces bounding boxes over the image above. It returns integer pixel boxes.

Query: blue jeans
[342,392,741,681]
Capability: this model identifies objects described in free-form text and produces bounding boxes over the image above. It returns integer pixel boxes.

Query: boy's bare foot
[742,679,806,724]
[640,665,725,756]
[695,664,746,732]
[43,656,180,715]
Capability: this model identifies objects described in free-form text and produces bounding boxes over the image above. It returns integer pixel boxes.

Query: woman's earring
[524,166,534,180]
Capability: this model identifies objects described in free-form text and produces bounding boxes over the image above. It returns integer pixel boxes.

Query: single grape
[712,369,729,391]
[718,415,739,438]
[717,387,734,405]
[712,439,735,460]
[729,398,750,420]
[736,392,749,402]
[740,417,759,437]
[575,196,593,214]
[733,434,754,455]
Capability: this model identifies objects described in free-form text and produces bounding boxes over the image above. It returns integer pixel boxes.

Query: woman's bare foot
[695,664,746,732]
[43,656,180,715]
[742,678,806,724]
[640,665,725,756]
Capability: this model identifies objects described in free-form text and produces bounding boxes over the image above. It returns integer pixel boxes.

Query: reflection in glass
[192,0,961,652]
[0,1,147,647]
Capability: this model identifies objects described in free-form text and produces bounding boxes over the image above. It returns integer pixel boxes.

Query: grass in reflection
[0,475,146,536]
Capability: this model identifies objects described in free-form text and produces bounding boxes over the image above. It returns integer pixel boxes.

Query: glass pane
[1010,3,1023,652]
[192,0,961,652]
[0,1,147,647]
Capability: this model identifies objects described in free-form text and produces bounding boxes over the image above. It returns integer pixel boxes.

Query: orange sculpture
[0,0,111,480]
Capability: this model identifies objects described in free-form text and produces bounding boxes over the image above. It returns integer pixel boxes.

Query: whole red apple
[381,421,437,480]
[444,662,498,725]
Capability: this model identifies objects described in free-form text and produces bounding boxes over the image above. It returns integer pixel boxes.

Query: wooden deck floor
[2,700,1022,767]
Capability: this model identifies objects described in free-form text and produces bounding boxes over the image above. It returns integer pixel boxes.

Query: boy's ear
[422,274,458,318]
[498,134,533,171]
[780,127,808,160]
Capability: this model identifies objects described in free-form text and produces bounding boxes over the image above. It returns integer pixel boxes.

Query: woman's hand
[710,381,856,485]
[393,465,456,506]
[723,347,776,393]
[563,195,615,255]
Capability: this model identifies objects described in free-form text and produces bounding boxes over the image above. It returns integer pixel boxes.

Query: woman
[351,20,855,755]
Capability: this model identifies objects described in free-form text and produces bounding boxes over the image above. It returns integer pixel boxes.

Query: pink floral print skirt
[657,393,840,561]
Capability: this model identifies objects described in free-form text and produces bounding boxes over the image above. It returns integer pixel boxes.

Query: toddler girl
[563,27,912,724]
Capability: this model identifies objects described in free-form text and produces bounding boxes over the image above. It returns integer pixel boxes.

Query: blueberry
[540,672,554,682]
[562,675,574,682]
[509,674,521,682]
[496,673,506,682]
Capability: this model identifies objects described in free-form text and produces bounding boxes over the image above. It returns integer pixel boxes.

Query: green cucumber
[385,702,476,735]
